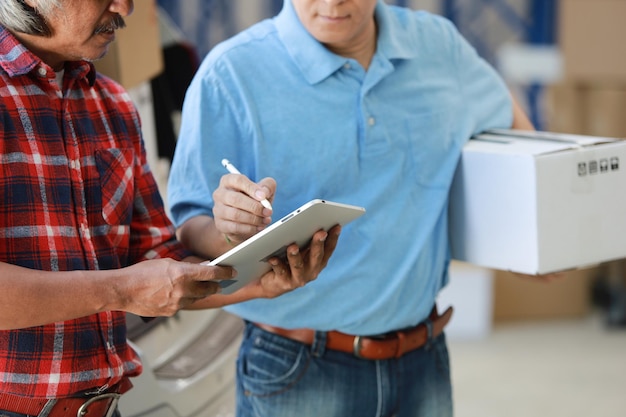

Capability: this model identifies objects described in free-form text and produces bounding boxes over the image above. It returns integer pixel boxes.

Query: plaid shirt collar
[0,24,97,85]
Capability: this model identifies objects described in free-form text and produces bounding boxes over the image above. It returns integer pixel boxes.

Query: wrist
[223,233,236,247]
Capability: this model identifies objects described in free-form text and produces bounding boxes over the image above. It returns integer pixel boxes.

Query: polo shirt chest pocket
[404,110,457,189]
[94,148,135,226]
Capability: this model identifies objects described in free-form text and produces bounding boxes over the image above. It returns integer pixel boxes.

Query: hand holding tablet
[205,199,365,294]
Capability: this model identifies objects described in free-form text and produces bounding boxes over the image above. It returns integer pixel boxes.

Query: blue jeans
[235,322,453,417]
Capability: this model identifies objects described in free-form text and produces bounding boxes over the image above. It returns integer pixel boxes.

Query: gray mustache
[94,15,126,34]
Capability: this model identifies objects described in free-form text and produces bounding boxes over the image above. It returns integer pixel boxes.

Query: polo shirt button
[368,117,376,126]
[344,63,351,69]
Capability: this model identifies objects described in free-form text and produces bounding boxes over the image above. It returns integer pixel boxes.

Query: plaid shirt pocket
[95,148,135,226]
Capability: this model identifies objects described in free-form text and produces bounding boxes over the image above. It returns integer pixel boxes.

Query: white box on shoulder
[449,129,626,275]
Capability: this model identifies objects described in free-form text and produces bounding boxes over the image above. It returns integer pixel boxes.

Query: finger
[214,187,265,223]
[213,199,269,240]
[177,291,217,310]
[285,244,307,286]
[258,177,277,205]
[320,225,341,265]
[287,245,305,270]
[213,186,271,237]
[195,263,237,282]
[268,258,293,288]
[214,210,262,238]
[188,281,222,299]
[186,265,236,299]
[306,227,338,270]
[220,173,274,216]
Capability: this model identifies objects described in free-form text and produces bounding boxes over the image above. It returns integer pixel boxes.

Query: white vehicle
[119,310,242,417]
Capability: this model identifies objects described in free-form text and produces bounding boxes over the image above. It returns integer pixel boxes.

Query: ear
[20,0,36,8]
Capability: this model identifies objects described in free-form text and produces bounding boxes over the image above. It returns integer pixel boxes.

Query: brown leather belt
[0,377,133,417]
[254,306,453,360]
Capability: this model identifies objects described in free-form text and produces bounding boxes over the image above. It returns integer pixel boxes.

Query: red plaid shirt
[0,26,190,397]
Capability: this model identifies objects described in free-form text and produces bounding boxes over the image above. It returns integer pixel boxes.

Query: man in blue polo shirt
[168,0,534,415]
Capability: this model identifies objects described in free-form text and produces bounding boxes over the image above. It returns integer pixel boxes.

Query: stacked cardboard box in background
[551,0,626,295]
[546,84,626,138]
[94,0,163,90]
[546,0,626,138]
[493,269,596,321]
[492,0,626,322]
[557,0,626,86]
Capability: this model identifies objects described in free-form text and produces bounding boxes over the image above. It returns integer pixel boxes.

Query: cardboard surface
[449,130,626,274]
[94,0,163,89]
[493,268,594,321]
[559,0,626,82]
[546,84,626,138]
[585,87,626,138]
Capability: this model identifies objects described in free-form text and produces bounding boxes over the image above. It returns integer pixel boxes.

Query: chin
[85,47,110,63]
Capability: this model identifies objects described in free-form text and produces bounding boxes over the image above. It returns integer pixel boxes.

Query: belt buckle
[76,393,121,417]
[352,335,364,358]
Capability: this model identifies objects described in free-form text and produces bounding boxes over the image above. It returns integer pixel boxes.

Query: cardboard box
[585,86,626,138]
[559,0,626,82]
[544,83,586,135]
[94,0,163,89]
[545,83,626,138]
[493,268,594,322]
[449,129,626,274]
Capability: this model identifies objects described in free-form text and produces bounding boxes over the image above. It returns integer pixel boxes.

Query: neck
[326,20,377,71]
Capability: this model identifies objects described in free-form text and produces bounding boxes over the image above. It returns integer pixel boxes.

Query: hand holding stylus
[221,159,273,210]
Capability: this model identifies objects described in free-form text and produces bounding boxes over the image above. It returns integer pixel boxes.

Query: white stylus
[221,159,273,210]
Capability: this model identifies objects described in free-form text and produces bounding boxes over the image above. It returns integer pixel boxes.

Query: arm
[176,174,342,307]
[511,94,535,131]
[177,174,276,259]
[0,259,235,330]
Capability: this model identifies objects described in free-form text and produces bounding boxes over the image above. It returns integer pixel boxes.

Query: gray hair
[0,0,61,36]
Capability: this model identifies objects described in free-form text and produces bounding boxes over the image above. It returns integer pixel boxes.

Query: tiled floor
[448,314,626,417]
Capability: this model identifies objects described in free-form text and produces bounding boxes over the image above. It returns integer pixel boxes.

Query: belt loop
[38,399,57,417]
[310,331,327,357]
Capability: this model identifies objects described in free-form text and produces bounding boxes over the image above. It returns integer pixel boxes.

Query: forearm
[511,94,535,130]
[177,215,233,260]
[0,262,120,330]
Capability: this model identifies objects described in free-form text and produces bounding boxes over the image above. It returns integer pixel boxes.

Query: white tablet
[205,199,366,294]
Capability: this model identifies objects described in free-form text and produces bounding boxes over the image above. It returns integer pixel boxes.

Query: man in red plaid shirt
[0,1,339,415]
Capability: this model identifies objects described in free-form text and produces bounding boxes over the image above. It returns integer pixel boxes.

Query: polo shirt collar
[376,2,418,61]
[275,0,417,85]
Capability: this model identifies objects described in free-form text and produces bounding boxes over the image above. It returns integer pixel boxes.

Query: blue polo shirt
[168,0,512,335]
